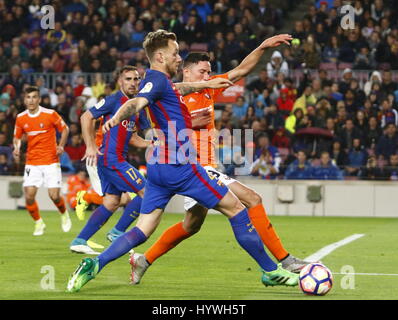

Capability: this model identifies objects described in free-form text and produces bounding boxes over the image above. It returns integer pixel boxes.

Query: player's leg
[67,208,163,293]
[67,180,171,292]
[23,164,46,235]
[228,181,309,272]
[42,162,71,232]
[188,164,298,286]
[24,186,46,236]
[48,187,72,233]
[70,193,120,254]
[129,203,207,284]
[104,163,145,241]
[75,162,103,220]
[106,189,144,242]
[214,190,298,286]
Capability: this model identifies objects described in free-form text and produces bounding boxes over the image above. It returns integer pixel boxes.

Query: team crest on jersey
[24,124,29,129]
[121,120,136,132]
[94,99,105,109]
[139,82,153,94]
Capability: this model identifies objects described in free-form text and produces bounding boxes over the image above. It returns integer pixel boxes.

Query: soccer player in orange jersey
[130,35,310,283]
[13,86,71,236]
[66,169,102,209]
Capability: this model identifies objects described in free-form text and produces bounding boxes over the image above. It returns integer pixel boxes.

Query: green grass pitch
[1,209,398,300]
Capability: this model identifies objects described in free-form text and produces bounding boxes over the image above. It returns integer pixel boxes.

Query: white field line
[332,273,398,276]
[304,233,398,277]
[305,233,365,262]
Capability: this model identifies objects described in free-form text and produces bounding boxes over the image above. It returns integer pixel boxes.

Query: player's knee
[247,190,262,207]
[232,196,245,213]
[103,196,120,211]
[184,221,202,235]
[25,197,35,206]
[48,191,61,203]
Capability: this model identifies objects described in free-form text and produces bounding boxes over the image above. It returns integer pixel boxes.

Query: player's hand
[103,117,119,133]
[13,149,20,164]
[259,34,293,49]
[206,77,234,89]
[82,146,102,167]
[191,109,212,129]
[56,145,64,156]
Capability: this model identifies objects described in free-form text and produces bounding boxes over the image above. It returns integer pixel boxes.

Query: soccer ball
[299,263,333,296]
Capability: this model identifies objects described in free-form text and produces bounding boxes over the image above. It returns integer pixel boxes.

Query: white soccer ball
[299,263,333,296]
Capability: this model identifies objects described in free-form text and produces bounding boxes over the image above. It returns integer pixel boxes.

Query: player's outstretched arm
[81,111,102,166]
[175,77,234,96]
[103,97,149,133]
[227,34,293,83]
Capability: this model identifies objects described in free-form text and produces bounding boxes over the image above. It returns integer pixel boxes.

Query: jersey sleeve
[89,96,115,119]
[52,111,67,132]
[135,72,168,105]
[14,117,24,139]
[210,73,229,99]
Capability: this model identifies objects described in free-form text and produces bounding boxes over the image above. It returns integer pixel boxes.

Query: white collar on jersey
[27,106,42,118]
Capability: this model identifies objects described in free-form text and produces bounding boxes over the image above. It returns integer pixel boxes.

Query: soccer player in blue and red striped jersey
[69,66,151,255]
[67,30,299,292]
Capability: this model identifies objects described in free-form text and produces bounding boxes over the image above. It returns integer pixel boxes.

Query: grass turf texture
[1,210,398,300]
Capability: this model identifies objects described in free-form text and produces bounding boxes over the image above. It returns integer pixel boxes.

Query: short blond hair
[143,29,177,61]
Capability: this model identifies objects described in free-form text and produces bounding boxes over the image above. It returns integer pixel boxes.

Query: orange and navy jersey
[14,106,67,165]
[183,73,229,167]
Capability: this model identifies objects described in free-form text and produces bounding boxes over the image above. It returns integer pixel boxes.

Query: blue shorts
[140,163,228,214]
[97,156,146,196]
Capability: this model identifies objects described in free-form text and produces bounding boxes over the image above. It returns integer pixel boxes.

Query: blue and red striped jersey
[136,69,194,164]
[89,90,149,164]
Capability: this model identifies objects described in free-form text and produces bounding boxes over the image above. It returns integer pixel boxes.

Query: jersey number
[126,168,143,185]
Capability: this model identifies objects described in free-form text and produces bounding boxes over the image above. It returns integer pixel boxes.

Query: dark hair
[183,52,210,68]
[24,86,40,95]
[143,29,177,61]
[114,65,138,81]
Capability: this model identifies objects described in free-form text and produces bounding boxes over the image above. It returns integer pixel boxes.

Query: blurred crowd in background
[0,0,398,180]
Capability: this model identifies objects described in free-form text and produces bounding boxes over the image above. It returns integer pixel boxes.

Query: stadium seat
[337,62,353,70]
[307,185,322,203]
[8,181,23,209]
[319,62,337,71]
[277,185,294,203]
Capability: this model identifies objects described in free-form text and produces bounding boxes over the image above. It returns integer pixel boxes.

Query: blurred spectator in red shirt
[277,88,294,117]
[272,128,291,149]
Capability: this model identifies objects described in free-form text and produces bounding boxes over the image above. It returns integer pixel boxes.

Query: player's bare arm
[12,137,21,164]
[56,125,69,156]
[175,77,234,96]
[129,132,153,148]
[227,34,292,83]
[81,111,103,166]
[103,97,149,133]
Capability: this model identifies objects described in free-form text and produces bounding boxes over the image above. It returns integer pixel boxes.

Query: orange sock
[83,191,103,205]
[26,201,41,221]
[248,204,289,261]
[54,197,66,214]
[145,222,191,264]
